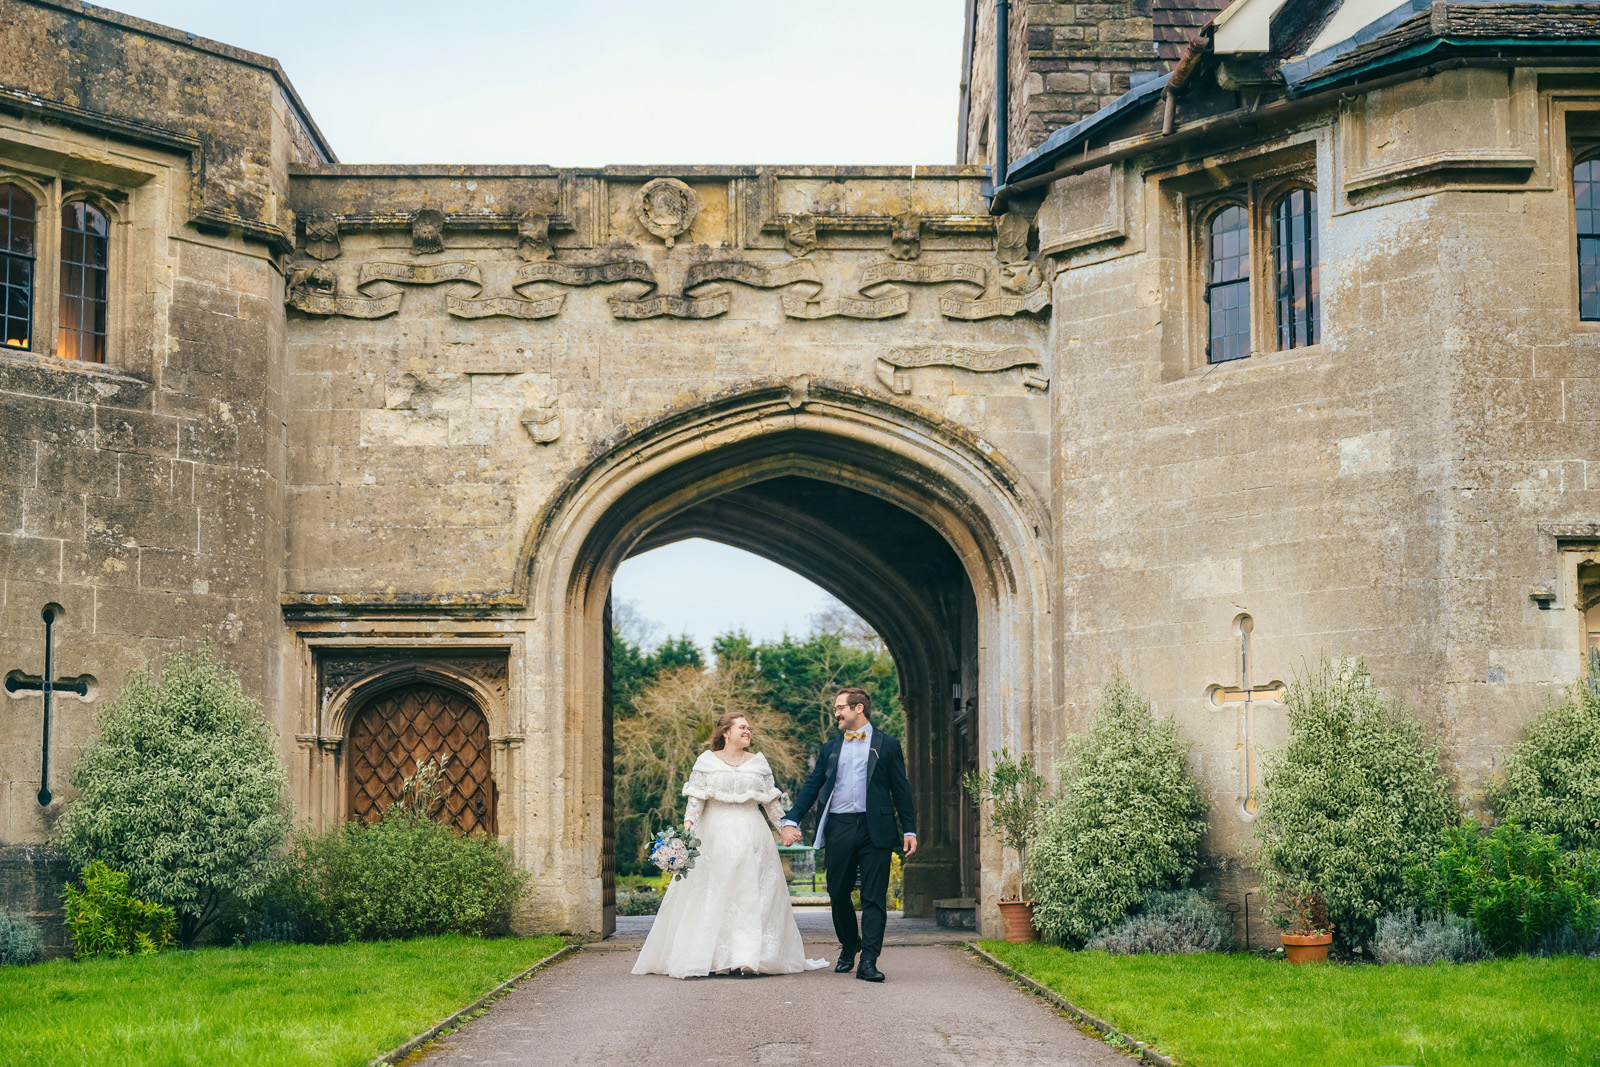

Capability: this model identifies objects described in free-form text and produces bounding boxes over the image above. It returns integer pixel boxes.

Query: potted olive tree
[963,749,1047,942]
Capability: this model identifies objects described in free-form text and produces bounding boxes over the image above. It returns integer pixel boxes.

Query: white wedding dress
[633,750,829,978]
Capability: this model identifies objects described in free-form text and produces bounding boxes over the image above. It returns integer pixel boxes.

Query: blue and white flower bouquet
[648,827,701,880]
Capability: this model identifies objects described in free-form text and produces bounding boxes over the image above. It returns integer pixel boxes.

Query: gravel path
[416,919,1132,1067]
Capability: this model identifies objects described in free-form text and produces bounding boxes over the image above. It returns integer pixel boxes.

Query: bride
[632,712,829,978]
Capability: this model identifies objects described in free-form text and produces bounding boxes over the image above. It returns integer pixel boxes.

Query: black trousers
[823,812,891,962]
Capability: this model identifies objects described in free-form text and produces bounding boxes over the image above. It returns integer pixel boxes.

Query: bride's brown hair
[708,711,750,752]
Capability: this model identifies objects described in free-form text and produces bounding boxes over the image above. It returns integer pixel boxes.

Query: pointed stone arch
[516,379,1053,938]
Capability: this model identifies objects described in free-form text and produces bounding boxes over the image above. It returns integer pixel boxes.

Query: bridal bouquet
[648,827,701,880]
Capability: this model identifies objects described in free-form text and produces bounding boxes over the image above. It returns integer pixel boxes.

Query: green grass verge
[0,934,566,1067]
[981,941,1600,1067]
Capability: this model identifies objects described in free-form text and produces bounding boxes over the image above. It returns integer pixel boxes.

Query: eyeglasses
[833,703,863,711]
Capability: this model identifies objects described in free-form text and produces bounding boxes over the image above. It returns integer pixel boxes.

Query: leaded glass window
[0,183,36,351]
[59,200,108,362]
[1271,187,1319,349]
[1579,158,1600,321]
[1206,204,1250,363]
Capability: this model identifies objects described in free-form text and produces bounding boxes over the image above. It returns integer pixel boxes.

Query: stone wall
[0,0,319,908]
[1038,67,1593,877]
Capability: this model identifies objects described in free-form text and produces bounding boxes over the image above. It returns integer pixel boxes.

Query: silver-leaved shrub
[1027,674,1208,946]
[1371,909,1491,964]
[55,646,291,947]
[1490,681,1600,849]
[1085,889,1230,955]
[1254,656,1455,950]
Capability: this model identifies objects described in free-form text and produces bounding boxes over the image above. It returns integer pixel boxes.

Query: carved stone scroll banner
[285,266,402,319]
[352,261,569,321]
[448,294,565,320]
[940,285,1052,320]
[683,259,823,292]
[609,288,732,320]
[782,288,909,320]
[515,261,655,288]
[452,258,656,320]
[875,345,1048,394]
[858,261,986,292]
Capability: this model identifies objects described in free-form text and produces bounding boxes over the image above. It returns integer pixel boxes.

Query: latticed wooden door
[348,683,496,836]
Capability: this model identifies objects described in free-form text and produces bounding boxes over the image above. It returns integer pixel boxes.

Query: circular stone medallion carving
[637,177,698,247]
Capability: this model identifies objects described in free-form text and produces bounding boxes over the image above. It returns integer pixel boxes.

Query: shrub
[1406,820,1600,956]
[962,749,1047,900]
[0,908,45,965]
[1028,674,1208,946]
[62,860,176,959]
[279,760,527,942]
[1254,656,1456,950]
[55,645,291,947]
[616,889,662,916]
[1085,890,1230,955]
[1372,909,1491,964]
[1491,681,1600,850]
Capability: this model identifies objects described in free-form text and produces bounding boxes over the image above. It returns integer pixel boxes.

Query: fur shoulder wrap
[681,750,782,806]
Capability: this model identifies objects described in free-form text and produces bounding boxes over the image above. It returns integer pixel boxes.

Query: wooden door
[348,682,497,836]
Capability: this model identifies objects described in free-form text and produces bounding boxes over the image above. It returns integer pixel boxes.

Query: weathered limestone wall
[1039,67,1598,939]
[280,165,1053,933]
[0,0,326,926]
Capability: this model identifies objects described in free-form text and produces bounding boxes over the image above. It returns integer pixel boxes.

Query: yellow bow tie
[844,730,867,742]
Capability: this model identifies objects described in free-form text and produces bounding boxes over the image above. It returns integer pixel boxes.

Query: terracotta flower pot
[998,900,1037,943]
[1281,930,1333,964]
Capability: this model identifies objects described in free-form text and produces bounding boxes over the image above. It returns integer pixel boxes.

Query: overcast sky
[101,0,967,166]
[99,0,966,652]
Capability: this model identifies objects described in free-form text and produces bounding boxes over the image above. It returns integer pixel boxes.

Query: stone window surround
[1152,134,1324,381]
[0,163,129,366]
[1185,173,1322,372]
[1559,98,1600,331]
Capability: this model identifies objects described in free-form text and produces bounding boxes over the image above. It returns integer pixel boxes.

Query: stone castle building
[5,0,1600,940]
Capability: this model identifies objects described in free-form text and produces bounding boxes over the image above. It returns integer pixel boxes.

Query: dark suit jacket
[787,726,916,851]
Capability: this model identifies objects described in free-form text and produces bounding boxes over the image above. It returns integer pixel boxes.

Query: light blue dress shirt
[828,721,873,814]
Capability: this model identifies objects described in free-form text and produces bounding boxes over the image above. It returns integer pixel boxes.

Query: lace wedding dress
[633,750,829,978]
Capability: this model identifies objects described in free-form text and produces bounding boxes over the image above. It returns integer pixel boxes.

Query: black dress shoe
[856,960,885,982]
[834,953,856,973]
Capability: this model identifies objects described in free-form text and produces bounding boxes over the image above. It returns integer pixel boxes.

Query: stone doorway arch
[518,381,1052,940]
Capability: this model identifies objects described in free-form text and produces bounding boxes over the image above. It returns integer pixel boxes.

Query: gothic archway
[519,380,1053,938]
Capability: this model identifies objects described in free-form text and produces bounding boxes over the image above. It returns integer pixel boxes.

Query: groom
[781,687,917,982]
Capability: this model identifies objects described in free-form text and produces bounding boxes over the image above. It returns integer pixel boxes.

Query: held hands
[903,834,918,857]
[780,825,802,847]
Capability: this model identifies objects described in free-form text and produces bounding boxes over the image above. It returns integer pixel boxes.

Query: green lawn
[982,941,1600,1067]
[0,934,566,1067]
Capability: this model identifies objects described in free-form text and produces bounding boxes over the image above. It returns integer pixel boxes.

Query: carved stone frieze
[636,178,697,248]
[287,249,1049,324]
[411,208,447,254]
[875,344,1048,394]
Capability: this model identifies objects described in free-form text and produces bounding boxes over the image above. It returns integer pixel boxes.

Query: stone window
[1270,187,1319,350]
[58,199,108,362]
[0,182,36,351]
[1205,204,1251,363]
[1576,156,1600,321]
